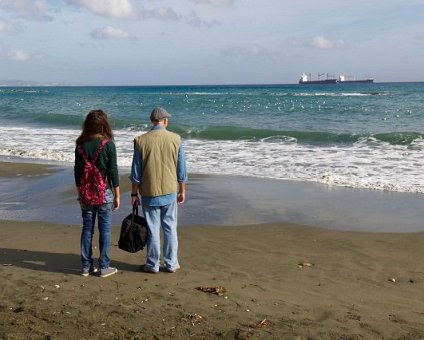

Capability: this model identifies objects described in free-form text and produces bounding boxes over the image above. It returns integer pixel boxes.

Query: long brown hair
[76,109,114,145]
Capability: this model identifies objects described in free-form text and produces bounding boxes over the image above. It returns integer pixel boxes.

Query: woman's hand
[113,196,120,211]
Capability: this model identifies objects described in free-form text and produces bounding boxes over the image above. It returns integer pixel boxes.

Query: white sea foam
[1,126,423,194]
[293,92,373,97]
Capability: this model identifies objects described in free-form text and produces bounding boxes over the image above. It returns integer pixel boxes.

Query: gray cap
[150,107,171,121]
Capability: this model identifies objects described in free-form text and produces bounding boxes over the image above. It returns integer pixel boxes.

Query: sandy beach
[1,161,424,339]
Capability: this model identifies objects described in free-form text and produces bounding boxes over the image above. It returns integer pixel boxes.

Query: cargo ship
[299,73,374,84]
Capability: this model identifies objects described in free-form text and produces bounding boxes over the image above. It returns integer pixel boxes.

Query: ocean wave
[174,126,424,146]
[1,107,422,146]
[373,132,423,145]
[1,125,424,194]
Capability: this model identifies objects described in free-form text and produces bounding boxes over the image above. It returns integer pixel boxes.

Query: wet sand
[1,161,424,338]
[1,160,424,232]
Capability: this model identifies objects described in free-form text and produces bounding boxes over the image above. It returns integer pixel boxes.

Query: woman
[74,109,120,278]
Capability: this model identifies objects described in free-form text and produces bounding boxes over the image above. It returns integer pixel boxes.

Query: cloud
[192,0,236,7]
[0,19,15,33]
[6,48,30,61]
[310,36,345,49]
[143,7,179,21]
[91,26,135,40]
[221,45,274,59]
[186,11,220,28]
[65,0,179,21]
[289,36,348,49]
[65,0,136,19]
[0,0,52,21]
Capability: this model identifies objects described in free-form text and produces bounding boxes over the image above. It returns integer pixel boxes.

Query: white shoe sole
[100,268,118,278]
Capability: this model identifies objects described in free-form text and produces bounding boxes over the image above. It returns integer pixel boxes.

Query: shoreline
[0,160,423,233]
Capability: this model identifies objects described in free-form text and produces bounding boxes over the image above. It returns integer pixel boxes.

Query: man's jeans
[142,200,179,272]
[80,202,113,270]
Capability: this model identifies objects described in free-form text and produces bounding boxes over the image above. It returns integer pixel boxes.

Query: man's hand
[177,192,185,204]
[131,195,140,207]
[177,182,186,204]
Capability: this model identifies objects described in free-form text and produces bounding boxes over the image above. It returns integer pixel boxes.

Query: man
[130,107,187,273]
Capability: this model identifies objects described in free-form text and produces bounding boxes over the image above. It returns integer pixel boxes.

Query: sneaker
[166,266,180,273]
[100,267,118,278]
[142,265,158,274]
[81,267,98,277]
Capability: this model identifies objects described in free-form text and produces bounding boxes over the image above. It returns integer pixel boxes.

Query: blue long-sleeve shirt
[130,126,188,206]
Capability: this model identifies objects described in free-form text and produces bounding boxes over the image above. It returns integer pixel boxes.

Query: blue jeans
[142,200,179,272]
[80,202,113,270]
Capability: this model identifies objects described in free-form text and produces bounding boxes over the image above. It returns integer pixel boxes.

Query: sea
[1,82,424,194]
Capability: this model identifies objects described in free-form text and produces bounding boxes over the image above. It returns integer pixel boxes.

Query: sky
[0,0,423,85]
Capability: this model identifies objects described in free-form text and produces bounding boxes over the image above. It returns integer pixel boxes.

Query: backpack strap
[92,139,109,164]
[78,139,109,165]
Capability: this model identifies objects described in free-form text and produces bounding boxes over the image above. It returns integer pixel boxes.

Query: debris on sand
[251,318,273,329]
[297,262,314,268]
[195,286,227,296]
[181,313,205,326]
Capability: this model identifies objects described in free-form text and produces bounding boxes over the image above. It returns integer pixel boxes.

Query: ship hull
[299,79,374,85]
[299,79,338,85]
[338,79,374,84]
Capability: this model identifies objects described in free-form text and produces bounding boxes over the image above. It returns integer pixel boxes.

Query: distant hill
[0,80,73,86]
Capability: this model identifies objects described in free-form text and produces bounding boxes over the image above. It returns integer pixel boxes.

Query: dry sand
[1,160,424,339]
[1,220,424,339]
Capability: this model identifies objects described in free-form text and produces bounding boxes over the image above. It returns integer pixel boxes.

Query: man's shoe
[100,267,118,278]
[142,265,158,274]
[166,266,180,273]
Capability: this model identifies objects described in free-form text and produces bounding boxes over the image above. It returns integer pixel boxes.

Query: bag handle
[131,204,139,224]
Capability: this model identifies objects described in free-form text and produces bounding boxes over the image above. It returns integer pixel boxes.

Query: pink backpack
[77,139,109,206]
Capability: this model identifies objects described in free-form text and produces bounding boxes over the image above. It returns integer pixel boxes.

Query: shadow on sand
[0,247,141,276]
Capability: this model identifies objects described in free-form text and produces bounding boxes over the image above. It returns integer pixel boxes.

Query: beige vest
[134,129,181,197]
